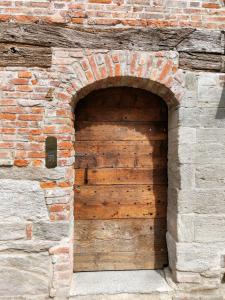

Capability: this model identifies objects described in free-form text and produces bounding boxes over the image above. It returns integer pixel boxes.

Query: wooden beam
[0,43,52,68]
[0,23,224,53]
[179,52,225,72]
[0,23,224,70]
[0,23,195,50]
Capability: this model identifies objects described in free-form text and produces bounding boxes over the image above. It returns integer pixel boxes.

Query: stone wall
[0,48,225,299]
[0,0,224,28]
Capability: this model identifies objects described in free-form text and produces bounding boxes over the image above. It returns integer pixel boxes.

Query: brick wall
[0,0,225,29]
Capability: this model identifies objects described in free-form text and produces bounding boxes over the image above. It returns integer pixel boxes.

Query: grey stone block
[0,179,48,222]
[33,221,70,241]
[196,165,225,188]
[195,143,225,164]
[195,216,225,242]
[197,129,225,143]
[0,167,67,181]
[0,222,27,241]
[0,252,51,296]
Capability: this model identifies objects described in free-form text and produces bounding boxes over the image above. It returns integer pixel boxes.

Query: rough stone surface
[33,221,70,241]
[0,180,48,222]
[0,252,51,297]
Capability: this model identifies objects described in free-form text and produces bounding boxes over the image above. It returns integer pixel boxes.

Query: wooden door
[74,87,168,272]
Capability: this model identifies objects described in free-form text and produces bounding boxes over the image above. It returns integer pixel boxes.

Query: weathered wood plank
[74,219,168,271]
[0,23,223,55]
[76,87,167,122]
[75,219,167,240]
[177,30,224,54]
[74,252,168,271]
[0,23,195,50]
[76,105,166,122]
[179,52,225,72]
[75,168,167,185]
[0,43,52,67]
[75,202,166,219]
[75,141,167,168]
[74,220,167,252]
[75,121,167,141]
[75,154,167,169]
[74,184,167,205]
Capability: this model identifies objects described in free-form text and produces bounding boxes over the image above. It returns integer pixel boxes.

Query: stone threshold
[69,270,173,299]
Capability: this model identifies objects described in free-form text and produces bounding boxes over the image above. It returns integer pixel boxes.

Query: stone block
[0,167,67,181]
[195,143,225,164]
[196,165,225,188]
[195,216,225,243]
[0,222,27,241]
[185,72,198,91]
[175,271,201,283]
[0,252,51,297]
[198,73,224,108]
[178,107,225,128]
[33,221,70,241]
[167,211,194,242]
[0,179,48,222]
[197,129,225,143]
[176,242,222,273]
[168,163,195,189]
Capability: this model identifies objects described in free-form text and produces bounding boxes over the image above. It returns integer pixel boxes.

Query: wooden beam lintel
[0,23,224,71]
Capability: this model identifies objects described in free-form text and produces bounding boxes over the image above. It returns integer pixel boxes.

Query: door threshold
[70,270,173,299]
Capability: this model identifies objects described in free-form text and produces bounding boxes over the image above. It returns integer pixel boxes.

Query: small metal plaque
[45,136,57,169]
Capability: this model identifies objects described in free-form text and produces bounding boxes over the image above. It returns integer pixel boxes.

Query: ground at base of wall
[68,270,225,300]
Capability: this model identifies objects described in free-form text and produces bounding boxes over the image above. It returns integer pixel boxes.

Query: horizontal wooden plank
[0,43,52,67]
[1,24,223,55]
[75,152,167,169]
[74,252,168,271]
[75,140,167,153]
[80,87,166,108]
[76,88,167,122]
[75,168,167,185]
[74,219,166,240]
[74,184,167,206]
[74,236,167,254]
[74,219,167,265]
[179,52,225,72]
[75,121,167,141]
[75,202,166,219]
[0,23,194,50]
[75,141,167,168]
[76,106,166,122]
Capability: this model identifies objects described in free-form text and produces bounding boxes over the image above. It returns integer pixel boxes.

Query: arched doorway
[74,87,168,271]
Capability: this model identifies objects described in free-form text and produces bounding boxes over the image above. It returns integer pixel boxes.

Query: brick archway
[47,49,184,297]
[52,50,184,108]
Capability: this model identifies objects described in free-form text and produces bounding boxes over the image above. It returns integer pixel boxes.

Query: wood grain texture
[75,202,166,219]
[0,43,52,67]
[0,23,223,54]
[0,23,195,50]
[74,184,167,205]
[77,88,168,122]
[179,52,225,72]
[74,219,168,271]
[76,121,167,141]
[75,141,167,168]
[74,87,168,271]
[0,23,224,70]
[75,219,167,240]
[74,252,168,271]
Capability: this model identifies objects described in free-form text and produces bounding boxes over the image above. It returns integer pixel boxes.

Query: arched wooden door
[74,87,168,272]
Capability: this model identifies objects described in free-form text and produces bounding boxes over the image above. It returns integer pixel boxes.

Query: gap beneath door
[70,270,173,299]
